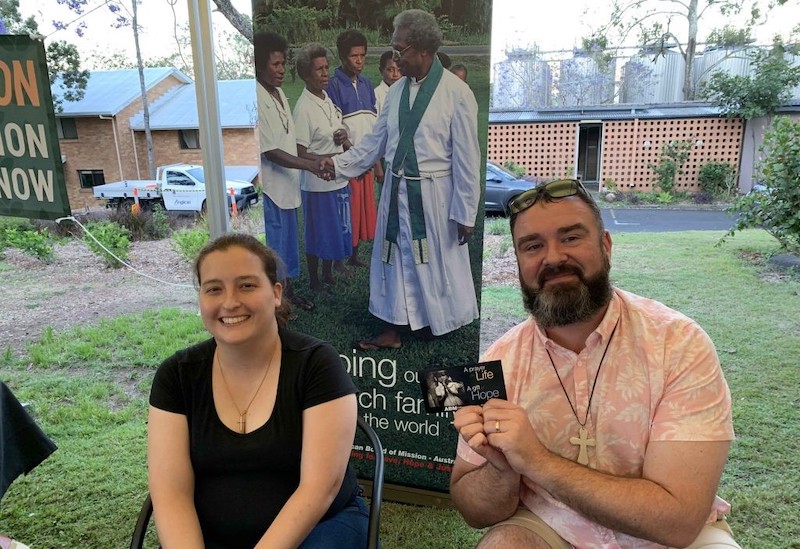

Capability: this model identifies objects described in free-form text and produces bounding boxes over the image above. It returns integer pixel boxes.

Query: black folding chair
[131,415,384,549]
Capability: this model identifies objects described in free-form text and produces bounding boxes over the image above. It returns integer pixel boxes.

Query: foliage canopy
[724,116,800,251]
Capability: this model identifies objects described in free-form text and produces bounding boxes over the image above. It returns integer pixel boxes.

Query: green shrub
[485,217,508,236]
[83,220,132,268]
[108,204,173,241]
[172,228,209,263]
[698,162,737,196]
[149,205,172,240]
[602,179,618,192]
[502,159,527,178]
[0,225,55,262]
[649,140,692,195]
[656,191,674,204]
[260,6,325,44]
[724,116,800,251]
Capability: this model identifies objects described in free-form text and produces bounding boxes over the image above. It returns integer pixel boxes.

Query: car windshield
[487,162,518,181]
[187,167,204,183]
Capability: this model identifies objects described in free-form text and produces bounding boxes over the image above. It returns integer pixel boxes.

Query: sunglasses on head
[509,179,590,216]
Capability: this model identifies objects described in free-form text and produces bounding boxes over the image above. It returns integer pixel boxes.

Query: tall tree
[0,0,89,111]
[700,38,800,191]
[131,0,156,178]
[598,0,786,100]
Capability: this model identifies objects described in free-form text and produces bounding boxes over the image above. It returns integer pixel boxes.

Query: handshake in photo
[306,127,349,181]
[315,157,336,181]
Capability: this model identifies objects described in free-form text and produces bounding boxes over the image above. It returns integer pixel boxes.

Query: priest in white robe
[324,9,481,349]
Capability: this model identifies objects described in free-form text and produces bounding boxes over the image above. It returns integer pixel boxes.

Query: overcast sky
[490,0,799,64]
[19,0,799,66]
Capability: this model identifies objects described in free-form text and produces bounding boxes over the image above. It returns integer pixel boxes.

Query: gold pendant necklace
[546,318,619,466]
[217,343,279,434]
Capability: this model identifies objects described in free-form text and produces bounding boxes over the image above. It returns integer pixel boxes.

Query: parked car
[484,160,536,216]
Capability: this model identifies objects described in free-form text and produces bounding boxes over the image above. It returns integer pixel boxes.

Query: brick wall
[59,75,262,210]
[488,116,744,192]
[488,122,578,180]
[131,128,260,175]
[60,117,121,210]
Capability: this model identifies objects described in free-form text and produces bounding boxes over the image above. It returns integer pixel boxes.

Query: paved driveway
[600,208,736,233]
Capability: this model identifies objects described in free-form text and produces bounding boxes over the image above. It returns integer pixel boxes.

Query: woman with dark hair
[293,43,352,294]
[147,233,368,548]
[255,31,322,312]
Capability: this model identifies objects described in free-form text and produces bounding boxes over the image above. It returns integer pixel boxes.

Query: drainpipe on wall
[99,115,124,180]
[130,128,142,180]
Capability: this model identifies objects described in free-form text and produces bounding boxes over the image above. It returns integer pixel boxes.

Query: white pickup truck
[92,164,260,212]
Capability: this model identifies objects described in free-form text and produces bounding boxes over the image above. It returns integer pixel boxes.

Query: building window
[57,118,78,139]
[179,129,200,149]
[78,170,105,189]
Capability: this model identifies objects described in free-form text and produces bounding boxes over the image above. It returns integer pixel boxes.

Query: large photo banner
[252,1,492,503]
[0,35,70,221]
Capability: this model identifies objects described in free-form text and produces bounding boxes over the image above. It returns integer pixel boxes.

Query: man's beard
[520,257,613,328]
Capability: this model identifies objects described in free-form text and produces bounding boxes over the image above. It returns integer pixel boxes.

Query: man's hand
[481,399,548,474]
[457,223,474,246]
[453,405,511,472]
[302,156,332,181]
[319,157,336,180]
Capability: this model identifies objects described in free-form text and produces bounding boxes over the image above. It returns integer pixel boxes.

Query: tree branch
[211,0,253,44]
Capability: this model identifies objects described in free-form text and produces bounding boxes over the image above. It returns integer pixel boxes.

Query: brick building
[488,101,800,194]
[53,67,260,210]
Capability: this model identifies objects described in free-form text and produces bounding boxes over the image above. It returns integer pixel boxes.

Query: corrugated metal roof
[489,99,800,123]
[53,67,192,116]
[129,79,256,130]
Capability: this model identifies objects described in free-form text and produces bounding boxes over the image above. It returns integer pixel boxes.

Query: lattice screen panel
[601,117,743,192]
[488,122,578,179]
[488,117,743,192]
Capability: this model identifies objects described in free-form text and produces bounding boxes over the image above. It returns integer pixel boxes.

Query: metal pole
[186,0,228,238]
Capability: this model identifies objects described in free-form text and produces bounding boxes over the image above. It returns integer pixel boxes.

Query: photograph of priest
[321,9,481,350]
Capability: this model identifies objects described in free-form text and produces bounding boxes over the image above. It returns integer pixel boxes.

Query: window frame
[78,169,106,189]
[57,117,78,140]
[179,129,201,150]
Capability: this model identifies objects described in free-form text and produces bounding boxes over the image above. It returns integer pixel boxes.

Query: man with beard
[449,180,739,549]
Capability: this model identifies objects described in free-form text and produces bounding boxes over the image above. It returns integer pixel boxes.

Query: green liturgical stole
[383,56,444,265]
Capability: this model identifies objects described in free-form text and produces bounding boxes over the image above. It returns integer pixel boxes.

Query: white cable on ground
[55,215,195,289]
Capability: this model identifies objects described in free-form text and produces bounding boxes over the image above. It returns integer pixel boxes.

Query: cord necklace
[545,317,619,465]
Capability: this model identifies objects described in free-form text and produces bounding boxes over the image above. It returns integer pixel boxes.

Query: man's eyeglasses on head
[509,179,590,216]
[392,44,413,61]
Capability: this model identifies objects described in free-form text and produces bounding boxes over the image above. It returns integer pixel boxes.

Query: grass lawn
[1,231,798,546]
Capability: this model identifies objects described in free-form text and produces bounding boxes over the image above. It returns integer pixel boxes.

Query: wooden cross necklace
[217,343,278,434]
[545,318,619,466]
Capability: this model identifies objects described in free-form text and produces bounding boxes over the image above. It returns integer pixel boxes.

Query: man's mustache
[537,264,584,287]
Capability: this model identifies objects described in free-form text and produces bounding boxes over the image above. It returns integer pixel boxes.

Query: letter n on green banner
[0,35,71,221]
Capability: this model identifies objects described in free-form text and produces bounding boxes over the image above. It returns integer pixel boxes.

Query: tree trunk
[132,0,156,179]
[683,0,699,100]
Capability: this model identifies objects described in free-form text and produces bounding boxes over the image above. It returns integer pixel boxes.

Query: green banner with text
[0,35,70,221]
